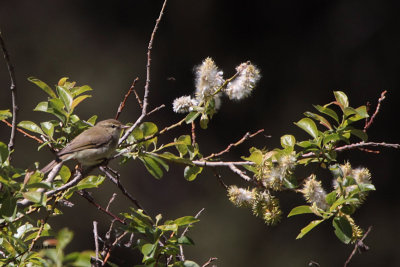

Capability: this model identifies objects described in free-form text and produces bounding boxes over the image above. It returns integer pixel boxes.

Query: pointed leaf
[18,121,44,135]
[296,219,324,239]
[0,109,12,120]
[314,105,339,123]
[28,77,57,98]
[40,121,55,138]
[71,95,91,111]
[70,85,93,97]
[140,156,164,179]
[288,205,313,217]
[56,86,73,112]
[185,111,200,124]
[334,91,349,109]
[23,191,47,206]
[304,112,332,130]
[332,216,353,244]
[295,118,318,139]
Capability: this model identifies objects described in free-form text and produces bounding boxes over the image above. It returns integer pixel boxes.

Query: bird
[40,119,128,173]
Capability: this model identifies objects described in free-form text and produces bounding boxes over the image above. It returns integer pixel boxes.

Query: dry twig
[364,90,387,131]
[344,226,372,267]
[0,30,18,158]
[115,77,139,120]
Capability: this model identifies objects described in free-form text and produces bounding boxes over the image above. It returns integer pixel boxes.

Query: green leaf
[314,105,339,123]
[0,109,12,120]
[241,147,263,165]
[57,228,74,251]
[185,111,200,124]
[40,121,55,138]
[334,91,349,109]
[73,175,105,190]
[159,152,193,165]
[0,194,17,220]
[281,134,296,149]
[174,216,200,226]
[56,86,74,113]
[183,261,201,267]
[141,243,156,257]
[325,191,337,206]
[87,115,97,126]
[348,128,368,141]
[70,85,93,97]
[296,219,324,239]
[0,142,9,164]
[71,95,91,112]
[178,236,195,245]
[18,121,44,135]
[287,205,313,217]
[33,101,49,113]
[200,114,209,129]
[140,122,158,137]
[58,165,71,183]
[58,77,69,86]
[332,216,353,244]
[304,111,332,130]
[184,165,203,181]
[22,191,47,206]
[175,135,191,156]
[48,98,67,122]
[28,77,57,98]
[140,155,164,179]
[295,118,319,139]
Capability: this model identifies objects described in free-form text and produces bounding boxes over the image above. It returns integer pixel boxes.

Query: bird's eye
[111,124,117,128]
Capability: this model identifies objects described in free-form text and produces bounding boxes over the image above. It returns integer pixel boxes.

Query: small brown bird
[41,119,128,173]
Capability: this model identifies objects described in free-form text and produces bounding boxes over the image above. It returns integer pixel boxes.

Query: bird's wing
[57,128,113,157]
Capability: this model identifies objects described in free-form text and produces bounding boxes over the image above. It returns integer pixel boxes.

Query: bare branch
[202,257,218,267]
[192,160,254,167]
[146,104,165,116]
[204,129,264,160]
[78,190,125,224]
[119,0,168,145]
[179,208,205,261]
[106,193,117,212]
[115,77,139,120]
[344,226,372,267]
[228,163,252,181]
[0,30,18,158]
[92,221,100,267]
[364,90,387,131]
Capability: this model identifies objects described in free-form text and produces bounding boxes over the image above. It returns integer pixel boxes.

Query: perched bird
[41,119,128,173]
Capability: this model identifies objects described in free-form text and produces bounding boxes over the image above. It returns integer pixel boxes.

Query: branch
[78,190,125,224]
[204,129,264,160]
[115,77,139,120]
[179,208,205,261]
[202,257,218,267]
[93,221,100,267]
[119,0,167,145]
[192,160,254,167]
[364,90,387,131]
[2,119,43,143]
[0,30,18,158]
[228,163,252,181]
[344,226,372,267]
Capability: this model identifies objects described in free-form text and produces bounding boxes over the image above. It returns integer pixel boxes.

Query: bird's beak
[121,124,130,129]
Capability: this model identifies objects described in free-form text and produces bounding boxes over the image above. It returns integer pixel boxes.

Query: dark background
[1,1,399,266]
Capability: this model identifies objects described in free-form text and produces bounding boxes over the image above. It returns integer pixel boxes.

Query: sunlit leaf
[56,86,73,113]
[40,121,55,138]
[22,191,47,206]
[71,95,91,112]
[281,134,296,149]
[28,77,57,98]
[18,121,44,135]
[184,165,203,181]
[304,111,332,130]
[0,109,12,120]
[332,216,353,244]
[334,91,349,110]
[287,205,313,217]
[313,104,339,123]
[295,118,319,139]
[296,219,324,239]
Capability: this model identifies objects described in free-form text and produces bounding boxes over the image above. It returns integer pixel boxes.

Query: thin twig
[99,166,150,216]
[102,231,129,267]
[93,221,100,267]
[204,129,264,160]
[192,160,255,167]
[119,0,167,145]
[133,89,143,108]
[364,91,387,132]
[301,141,400,158]
[146,104,165,116]
[202,257,218,267]
[106,193,117,212]
[344,226,372,267]
[179,208,205,261]
[0,30,18,158]
[1,120,43,143]
[78,190,125,224]
[115,77,139,120]
[212,168,228,189]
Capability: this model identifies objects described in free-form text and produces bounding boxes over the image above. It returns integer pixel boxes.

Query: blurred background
[1,0,399,266]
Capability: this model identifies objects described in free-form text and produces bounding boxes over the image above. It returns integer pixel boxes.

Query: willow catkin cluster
[227,185,281,225]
